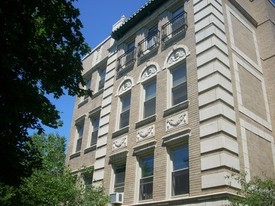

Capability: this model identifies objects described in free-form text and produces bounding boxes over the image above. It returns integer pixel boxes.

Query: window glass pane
[140,176,153,200]
[172,7,184,19]
[120,110,129,128]
[77,125,84,139]
[127,41,135,51]
[141,156,154,177]
[92,116,100,130]
[114,165,126,192]
[172,169,189,195]
[145,81,156,101]
[121,93,131,112]
[144,98,156,118]
[172,146,189,170]
[172,65,186,88]
[172,83,187,105]
[84,173,93,187]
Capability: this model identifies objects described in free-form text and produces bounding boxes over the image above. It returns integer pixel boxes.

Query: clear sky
[42,0,148,142]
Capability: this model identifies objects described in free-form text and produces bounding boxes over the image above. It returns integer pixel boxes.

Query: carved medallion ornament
[166,112,188,131]
[112,136,127,151]
[119,79,132,95]
[141,66,157,82]
[137,125,155,142]
[167,48,186,66]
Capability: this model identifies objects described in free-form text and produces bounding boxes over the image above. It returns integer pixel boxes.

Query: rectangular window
[143,80,156,118]
[83,172,93,188]
[76,124,84,152]
[171,64,187,106]
[90,115,99,146]
[139,155,154,200]
[125,41,135,64]
[171,145,189,196]
[120,93,131,129]
[84,79,91,100]
[114,165,126,193]
[147,25,158,49]
[171,7,184,35]
[98,68,106,91]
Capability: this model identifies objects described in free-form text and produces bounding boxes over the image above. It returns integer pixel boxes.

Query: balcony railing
[137,31,159,58]
[161,11,187,43]
[117,48,136,73]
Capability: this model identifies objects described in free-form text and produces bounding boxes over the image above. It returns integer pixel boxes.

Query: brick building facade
[66,0,275,205]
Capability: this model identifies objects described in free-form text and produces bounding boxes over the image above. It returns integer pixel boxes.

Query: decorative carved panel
[166,112,188,131]
[118,79,132,95]
[137,125,155,142]
[141,65,157,82]
[167,48,186,66]
[112,136,127,151]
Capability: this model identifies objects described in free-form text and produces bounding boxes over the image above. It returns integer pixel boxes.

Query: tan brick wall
[66,0,275,205]
[247,130,275,178]
[231,14,258,62]
[238,64,267,120]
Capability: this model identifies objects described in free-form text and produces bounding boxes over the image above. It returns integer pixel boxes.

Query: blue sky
[41,1,148,142]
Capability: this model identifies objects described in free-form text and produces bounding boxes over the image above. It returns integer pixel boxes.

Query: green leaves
[230,173,275,206]
[0,133,109,206]
[0,0,90,186]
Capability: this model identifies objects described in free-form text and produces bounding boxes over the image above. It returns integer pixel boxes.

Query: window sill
[92,89,104,99]
[84,145,97,154]
[112,126,129,138]
[78,98,88,108]
[135,115,156,129]
[163,100,189,117]
[69,151,81,159]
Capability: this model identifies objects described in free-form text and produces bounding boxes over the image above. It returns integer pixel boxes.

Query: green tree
[230,173,275,206]
[1,133,108,206]
[0,0,90,186]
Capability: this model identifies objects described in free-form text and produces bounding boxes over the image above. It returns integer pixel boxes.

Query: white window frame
[87,114,100,148]
[116,78,134,130]
[75,123,84,153]
[118,92,131,129]
[166,144,189,197]
[138,155,154,201]
[79,77,91,103]
[112,164,126,193]
[170,63,187,106]
[97,68,106,91]
[142,79,156,119]
[138,63,159,121]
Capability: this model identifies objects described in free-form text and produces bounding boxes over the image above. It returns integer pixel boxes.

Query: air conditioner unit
[109,192,124,204]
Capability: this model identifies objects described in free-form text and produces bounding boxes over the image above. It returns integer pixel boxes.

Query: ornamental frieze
[166,112,188,131]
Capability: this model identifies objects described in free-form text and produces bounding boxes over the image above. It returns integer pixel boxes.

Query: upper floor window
[171,63,187,106]
[98,68,106,91]
[119,92,131,129]
[143,80,156,118]
[138,24,159,58]
[75,124,84,152]
[139,155,154,201]
[117,41,136,72]
[114,164,126,193]
[90,115,100,146]
[162,6,187,43]
[171,145,189,195]
[79,78,91,103]
[83,172,93,188]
